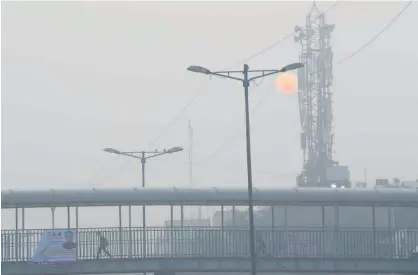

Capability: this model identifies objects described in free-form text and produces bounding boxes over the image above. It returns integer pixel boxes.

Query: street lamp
[187,63,303,275]
[103,146,183,257]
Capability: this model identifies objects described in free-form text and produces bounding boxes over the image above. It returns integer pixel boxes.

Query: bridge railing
[2,227,418,262]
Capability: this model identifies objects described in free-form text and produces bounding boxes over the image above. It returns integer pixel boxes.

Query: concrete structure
[2,187,418,208]
[3,257,418,275]
[2,187,418,275]
[2,227,418,275]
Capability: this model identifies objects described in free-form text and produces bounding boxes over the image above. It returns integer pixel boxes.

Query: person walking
[96,232,111,259]
[256,233,267,256]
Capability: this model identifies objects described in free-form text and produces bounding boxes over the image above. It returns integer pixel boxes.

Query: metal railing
[2,227,418,262]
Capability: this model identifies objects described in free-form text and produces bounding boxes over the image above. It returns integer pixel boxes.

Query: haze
[1,1,417,229]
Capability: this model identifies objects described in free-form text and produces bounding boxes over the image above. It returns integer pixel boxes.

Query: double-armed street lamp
[103,147,183,188]
[103,146,183,257]
[187,62,303,275]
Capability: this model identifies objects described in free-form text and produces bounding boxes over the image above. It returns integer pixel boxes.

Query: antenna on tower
[294,4,350,188]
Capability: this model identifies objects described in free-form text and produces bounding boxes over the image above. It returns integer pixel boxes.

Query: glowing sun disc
[275,73,298,94]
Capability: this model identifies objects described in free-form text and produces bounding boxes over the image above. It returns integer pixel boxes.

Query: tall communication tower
[294,4,350,188]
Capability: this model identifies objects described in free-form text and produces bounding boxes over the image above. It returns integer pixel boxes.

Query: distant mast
[188,121,202,219]
[188,120,193,188]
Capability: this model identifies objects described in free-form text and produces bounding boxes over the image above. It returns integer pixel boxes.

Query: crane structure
[294,4,350,188]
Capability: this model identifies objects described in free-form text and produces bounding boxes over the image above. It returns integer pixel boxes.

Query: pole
[67,206,71,229]
[188,120,193,187]
[189,120,200,219]
[243,63,256,275]
[15,207,19,261]
[141,152,146,260]
[51,207,56,229]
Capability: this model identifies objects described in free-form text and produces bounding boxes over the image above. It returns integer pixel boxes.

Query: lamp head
[167,146,184,153]
[187,65,211,75]
[103,148,121,154]
[280,63,304,72]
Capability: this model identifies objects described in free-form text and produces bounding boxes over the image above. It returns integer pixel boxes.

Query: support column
[221,205,224,228]
[75,206,79,260]
[232,205,236,228]
[232,205,237,254]
[51,207,56,229]
[170,205,174,256]
[284,207,288,230]
[142,205,146,259]
[180,205,184,255]
[128,205,132,257]
[75,207,79,230]
[15,207,19,261]
[321,206,325,257]
[67,206,71,228]
[334,205,340,257]
[22,208,27,260]
[271,206,275,256]
[372,205,377,258]
[118,205,123,258]
[221,205,224,256]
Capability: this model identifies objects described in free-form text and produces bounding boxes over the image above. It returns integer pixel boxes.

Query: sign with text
[30,229,77,263]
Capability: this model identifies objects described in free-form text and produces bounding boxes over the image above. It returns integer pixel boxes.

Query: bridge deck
[3,257,418,274]
[2,227,418,274]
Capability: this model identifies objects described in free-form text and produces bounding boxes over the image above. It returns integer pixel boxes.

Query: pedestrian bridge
[3,257,418,275]
[2,227,418,274]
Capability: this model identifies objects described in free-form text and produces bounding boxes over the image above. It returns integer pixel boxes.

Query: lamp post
[187,63,303,275]
[103,146,183,257]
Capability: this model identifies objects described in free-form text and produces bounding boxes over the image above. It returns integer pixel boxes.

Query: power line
[147,1,342,147]
[337,1,412,65]
[82,1,342,184]
[194,2,342,163]
[229,1,341,67]
[197,80,275,164]
[201,0,412,164]
[147,81,210,147]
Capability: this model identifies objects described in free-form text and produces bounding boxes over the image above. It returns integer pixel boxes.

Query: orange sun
[275,73,298,94]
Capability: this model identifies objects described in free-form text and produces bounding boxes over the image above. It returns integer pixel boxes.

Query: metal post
[22,208,27,261]
[334,205,339,257]
[221,205,224,228]
[170,205,174,256]
[284,207,288,230]
[75,207,79,230]
[388,207,391,230]
[271,206,275,256]
[75,206,79,260]
[221,205,224,256]
[118,205,123,258]
[322,206,325,257]
[180,205,184,228]
[141,152,146,259]
[141,152,146,187]
[372,205,377,258]
[180,205,184,255]
[51,207,56,229]
[232,205,236,228]
[15,207,19,261]
[243,64,256,275]
[67,206,71,229]
[128,205,132,257]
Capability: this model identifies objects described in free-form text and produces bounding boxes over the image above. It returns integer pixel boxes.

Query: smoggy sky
[1,1,417,229]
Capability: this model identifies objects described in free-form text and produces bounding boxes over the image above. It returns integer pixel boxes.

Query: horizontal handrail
[2,227,418,262]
